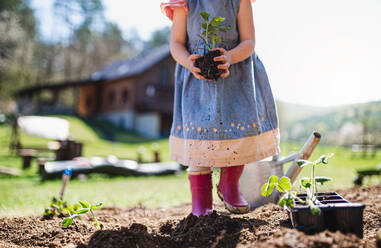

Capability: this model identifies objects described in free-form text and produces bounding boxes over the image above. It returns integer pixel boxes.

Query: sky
[31,0,381,107]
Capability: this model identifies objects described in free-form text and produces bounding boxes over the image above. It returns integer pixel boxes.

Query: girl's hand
[213,48,232,78]
[187,54,209,81]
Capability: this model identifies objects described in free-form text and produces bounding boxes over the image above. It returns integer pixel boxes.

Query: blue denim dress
[169,0,280,167]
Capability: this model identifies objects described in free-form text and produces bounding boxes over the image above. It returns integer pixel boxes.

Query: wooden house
[17,45,176,138]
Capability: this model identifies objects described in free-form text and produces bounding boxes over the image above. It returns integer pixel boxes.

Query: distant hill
[276,101,334,123]
[278,100,381,145]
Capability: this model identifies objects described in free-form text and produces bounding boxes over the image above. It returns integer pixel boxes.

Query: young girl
[161,0,280,216]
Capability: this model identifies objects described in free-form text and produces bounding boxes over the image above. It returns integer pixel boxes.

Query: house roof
[17,44,171,96]
[90,44,171,81]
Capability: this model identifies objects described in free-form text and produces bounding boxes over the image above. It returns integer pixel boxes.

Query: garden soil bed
[0,185,380,248]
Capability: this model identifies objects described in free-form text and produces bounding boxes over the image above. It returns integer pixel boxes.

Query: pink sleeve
[160,0,188,21]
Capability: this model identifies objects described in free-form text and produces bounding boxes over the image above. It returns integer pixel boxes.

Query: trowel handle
[59,168,72,200]
[285,132,321,184]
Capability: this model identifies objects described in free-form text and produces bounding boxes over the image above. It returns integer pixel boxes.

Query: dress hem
[169,128,280,167]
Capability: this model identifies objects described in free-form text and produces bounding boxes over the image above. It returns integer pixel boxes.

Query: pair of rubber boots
[189,165,250,216]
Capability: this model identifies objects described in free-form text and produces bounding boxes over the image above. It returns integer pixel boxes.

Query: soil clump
[195,50,224,80]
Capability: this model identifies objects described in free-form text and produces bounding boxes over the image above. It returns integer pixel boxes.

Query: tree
[0,0,137,106]
[0,0,37,99]
[147,26,170,49]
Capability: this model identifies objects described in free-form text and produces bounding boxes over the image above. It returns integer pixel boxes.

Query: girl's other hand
[187,54,209,81]
[213,48,231,78]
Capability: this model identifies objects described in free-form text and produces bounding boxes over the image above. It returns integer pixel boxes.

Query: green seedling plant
[44,197,81,218]
[198,12,231,51]
[261,153,335,215]
[62,201,103,230]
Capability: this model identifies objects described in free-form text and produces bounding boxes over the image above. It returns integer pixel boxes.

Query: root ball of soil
[195,50,224,80]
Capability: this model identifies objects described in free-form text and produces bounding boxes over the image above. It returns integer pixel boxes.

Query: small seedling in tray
[261,153,335,215]
[261,153,365,237]
[195,12,231,80]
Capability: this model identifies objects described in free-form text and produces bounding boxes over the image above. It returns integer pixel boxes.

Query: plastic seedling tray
[289,192,365,237]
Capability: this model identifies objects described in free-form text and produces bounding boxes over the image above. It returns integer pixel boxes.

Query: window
[146,84,155,97]
[160,66,169,85]
[122,89,129,104]
[108,91,116,107]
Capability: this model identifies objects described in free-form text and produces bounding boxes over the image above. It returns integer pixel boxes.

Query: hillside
[276,101,334,123]
[280,100,381,145]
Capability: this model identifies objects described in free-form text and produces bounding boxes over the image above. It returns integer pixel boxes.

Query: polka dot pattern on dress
[175,117,266,137]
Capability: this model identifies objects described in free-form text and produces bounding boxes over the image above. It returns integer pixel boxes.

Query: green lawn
[0,115,380,217]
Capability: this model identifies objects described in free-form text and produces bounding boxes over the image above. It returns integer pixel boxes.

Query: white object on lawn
[18,116,70,140]
[44,157,139,174]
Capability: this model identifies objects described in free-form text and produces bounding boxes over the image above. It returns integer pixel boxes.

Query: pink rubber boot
[188,173,213,217]
[217,165,250,214]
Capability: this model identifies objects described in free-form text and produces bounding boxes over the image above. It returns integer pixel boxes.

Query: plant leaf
[261,183,274,197]
[279,198,286,208]
[75,208,89,214]
[56,200,64,207]
[200,12,210,22]
[218,25,232,31]
[279,193,294,208]
[315,154,330,165]
[322,156,328,164]
[208,28,217,34]
[300,177,312,188]
[277,176,291,192]
[202,23,207,29]
[72,203,81,210]
[315,154,327,164]
[296,160,313,167]
[268,175,279,187]
[62,217,73,227]
[321,153,334,164]
[94,221,99,227]
[210,16,225,26]
[44,209,53,216]
[286,199,294,208]
[79,201,90,208]
[315,176,332,185]
[91,202,103,210]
